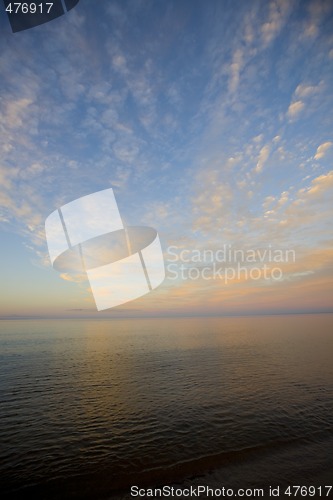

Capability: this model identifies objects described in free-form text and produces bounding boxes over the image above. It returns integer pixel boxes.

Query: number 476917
[284,486,332,496]
[5,3,54,14]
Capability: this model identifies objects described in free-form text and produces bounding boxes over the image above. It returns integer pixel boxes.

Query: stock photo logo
[45,188,165,311]
[3,0,80,33]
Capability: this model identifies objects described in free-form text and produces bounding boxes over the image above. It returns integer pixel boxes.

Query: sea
[0,314,332,499]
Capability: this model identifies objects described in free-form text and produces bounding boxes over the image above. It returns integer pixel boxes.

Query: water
[0,315,332,498]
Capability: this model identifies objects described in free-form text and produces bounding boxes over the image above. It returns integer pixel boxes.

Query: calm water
[0,315,332,499]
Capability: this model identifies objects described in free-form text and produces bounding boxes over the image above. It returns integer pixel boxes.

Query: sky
[0,0,333,318]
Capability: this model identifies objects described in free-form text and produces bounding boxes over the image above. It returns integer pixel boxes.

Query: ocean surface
[0,314,332,499]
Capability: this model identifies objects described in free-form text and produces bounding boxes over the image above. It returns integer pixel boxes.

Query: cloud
[60,273,87,283]
[191,168,234,234]
[295,82,323,98]
[228,48,244,94]
[190,167,333,253]
[287,100,305,119]
[273,171,333,236]
[314,141,333,160]
[254,144,270,173]
[4,98,34,128]
[286,79,325,123]
[302,0,333,39]
[263,191,289,218]
[263,195,276,210]
[305,170,333,196]
[261,0,292,47]
[277,190,289,207]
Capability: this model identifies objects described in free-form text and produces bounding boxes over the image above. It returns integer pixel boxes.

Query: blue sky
[0,0,333,317]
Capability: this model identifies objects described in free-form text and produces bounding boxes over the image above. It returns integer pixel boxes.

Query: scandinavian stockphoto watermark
[165,245,296,283]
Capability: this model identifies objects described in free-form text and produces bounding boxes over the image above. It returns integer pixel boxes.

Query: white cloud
[295,82,323,98]
[254,144,270,173]
[253,134,264,143]
[60,273,87,283]
[287,100,305,119]
[302,0,333,39]
[192,168,234,233]
[276,190,289,207]
[286,80,324,123]
[0,164,18,190]
[275,171,333,230]
[303,23,318,38]
[261,0,292,46]
[304,170,333,196]
[112,54,127,70]
[4,98,33,128]
[314,141,333,160]
[262,191,288,217]
[263,195,276,210]
[228,48,244,94]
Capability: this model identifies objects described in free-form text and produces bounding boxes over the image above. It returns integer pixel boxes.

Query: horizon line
[1,310,333,320]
